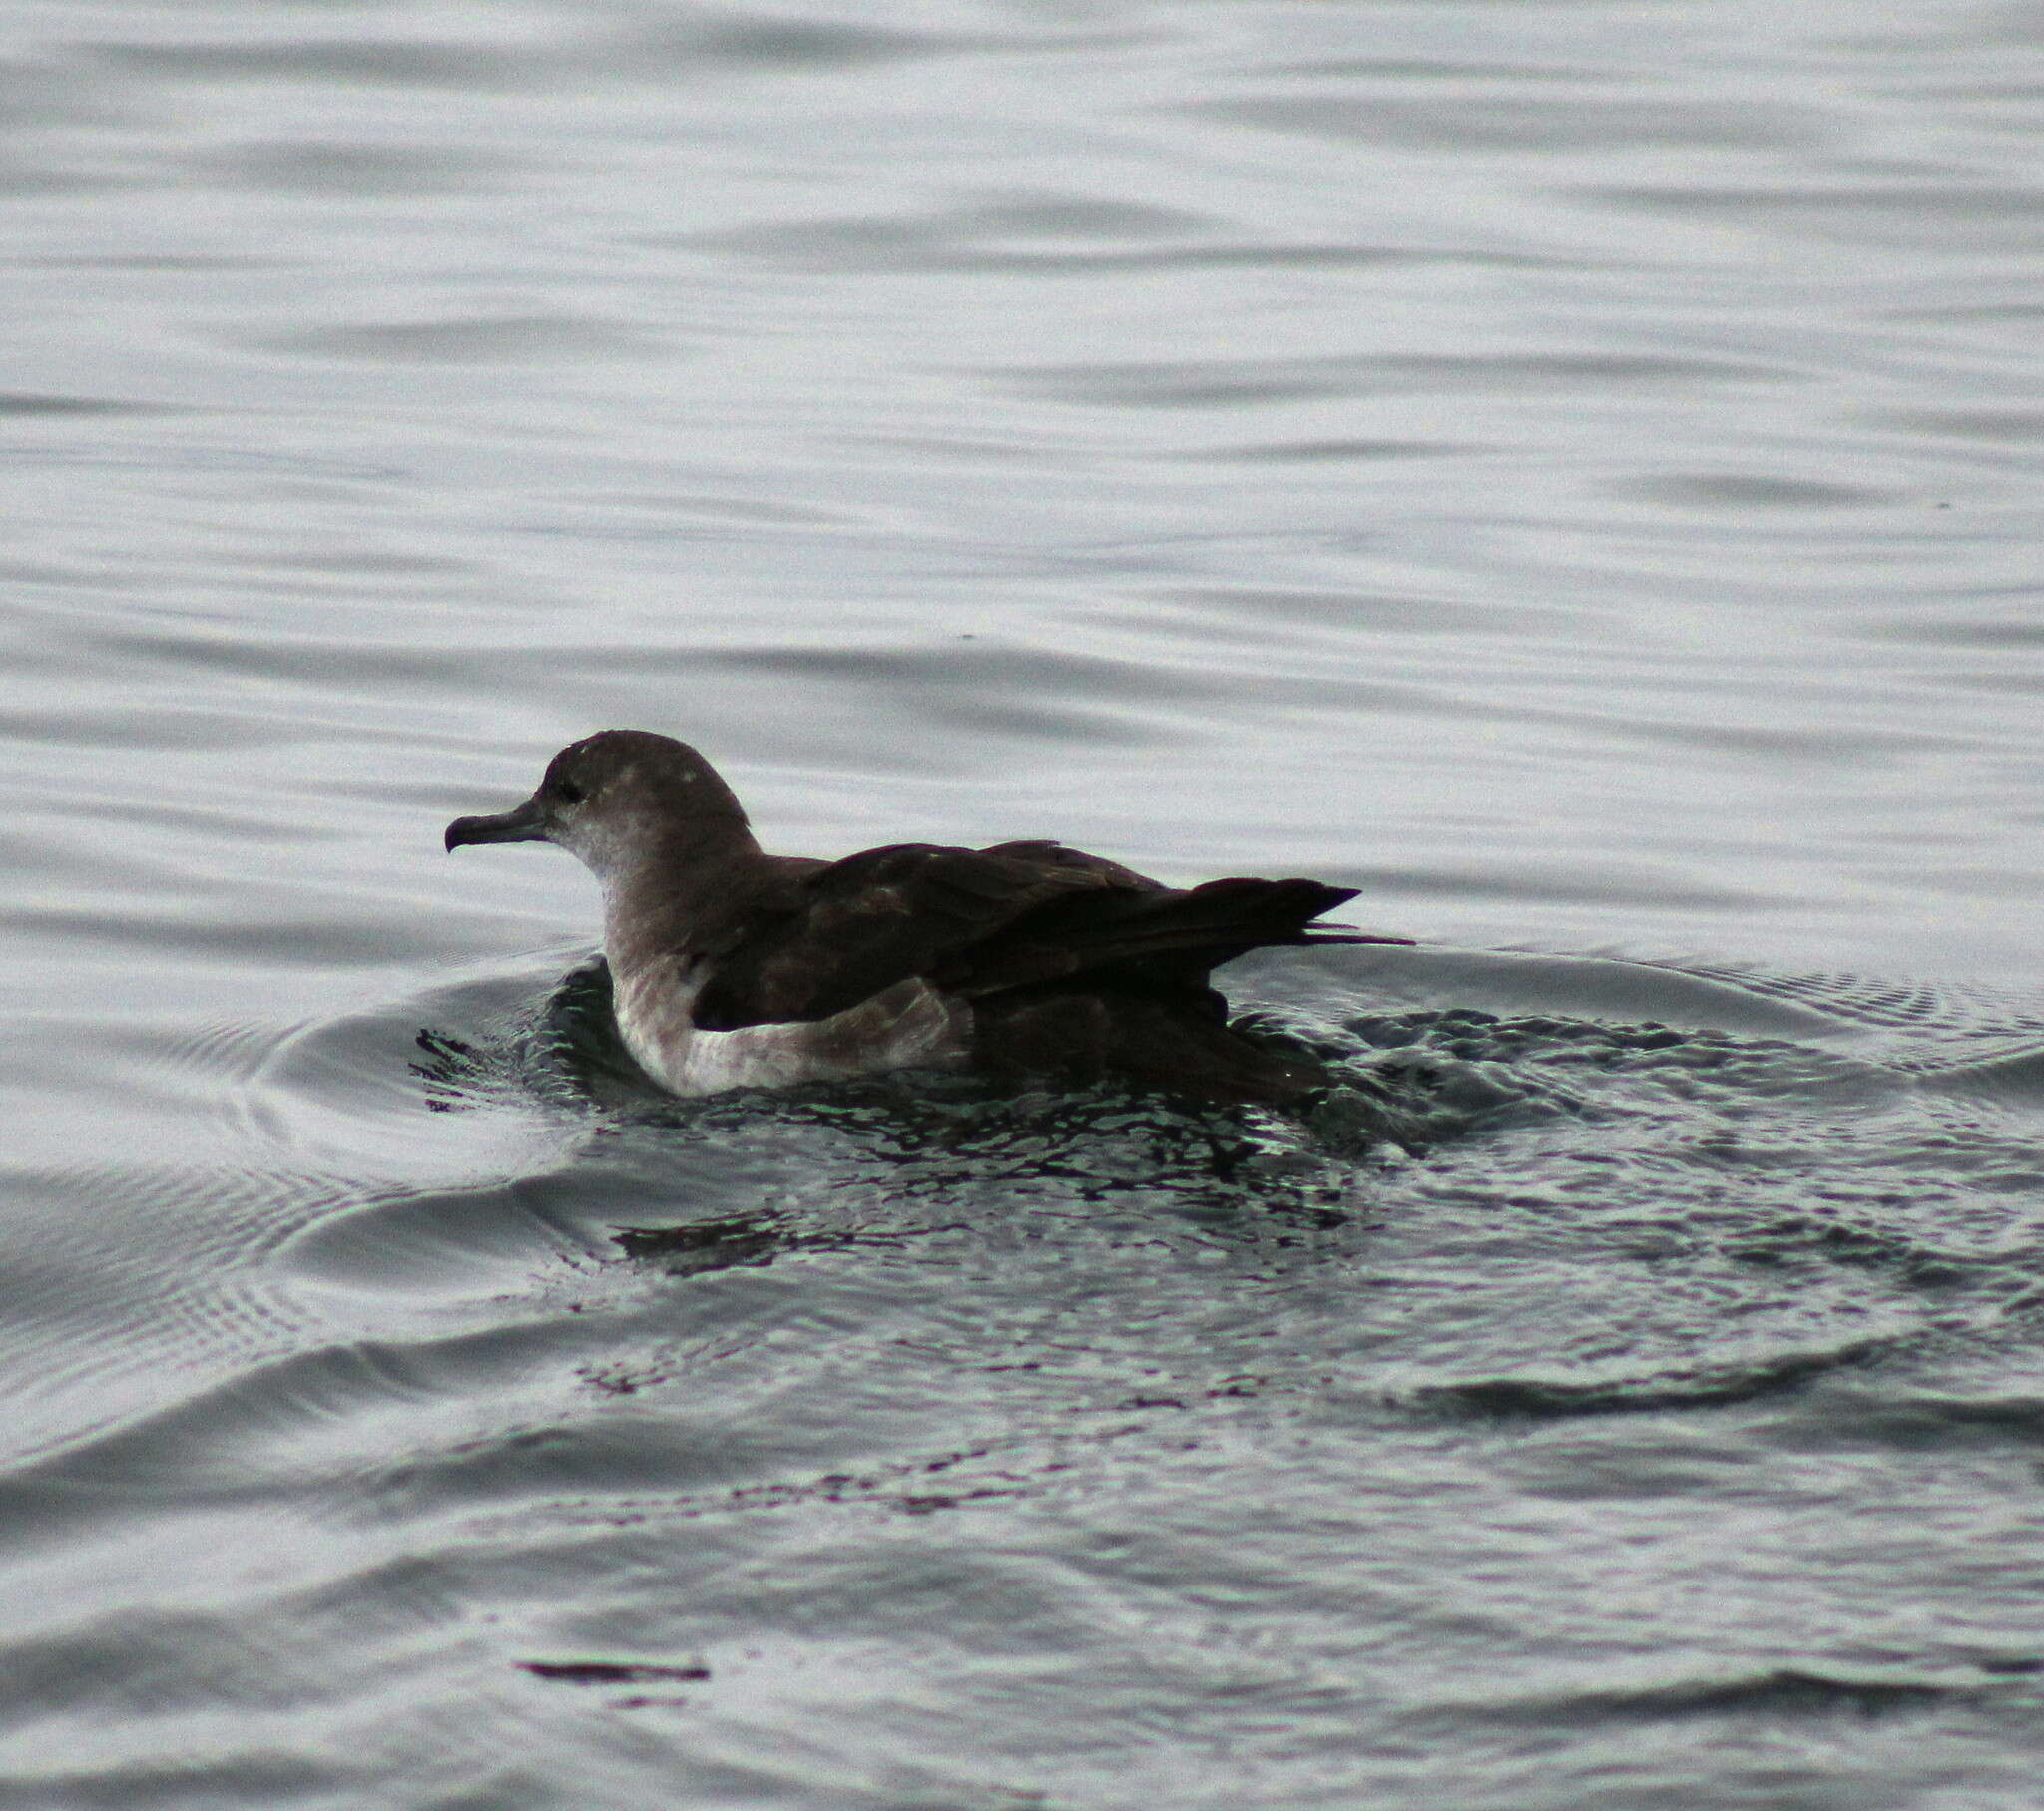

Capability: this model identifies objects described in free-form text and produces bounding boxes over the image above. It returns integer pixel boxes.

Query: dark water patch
[0,392,179,417]
[1904,298,2044,326]
[0,1750,345,1810]
[690,636,1220,706]
[1597,708,1967,762]
[448,636,1236,749]
[17,252,282,272]
[1193,95,1810,154]
[1293,946,1921,1041]
[571,487,860,531]
[196,139,526,197]
[468,1412,1177,1539]
[1010,349,1780,411]
[85,37,534,90]
[609,1210,968,1280]
[1712,1210,1988,1287]
[257,314,666,364]
[1862,407,2044,445]
[1414,1333,1897,1421]
[0,53,137,129]
[1185,435,1478,464]
[1456,1662,1994,1726]
[678,202,1424,277]
[518,1657,709,1684]
[78,627,472,692]
[603,12,994,73]
[364,1397,1006,1527]
[1858,613,2044,650]
[969,241,1418,276]
[1614,473,1894,511]
[1164,583,1541,637]
[1592,183,2044,251]
[681,192,1207,262]
[0,159,151,200]
[1756,1383,2044,1455]
[1917,1044,2044,1113]
[0,1599,355,1730]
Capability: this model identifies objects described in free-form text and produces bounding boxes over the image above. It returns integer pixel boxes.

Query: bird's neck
[592,819,769,973]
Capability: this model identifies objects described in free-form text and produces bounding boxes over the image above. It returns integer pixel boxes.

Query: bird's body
[446,731,1408,1106]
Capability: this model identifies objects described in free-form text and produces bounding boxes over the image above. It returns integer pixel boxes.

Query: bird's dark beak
[445,792,549,852]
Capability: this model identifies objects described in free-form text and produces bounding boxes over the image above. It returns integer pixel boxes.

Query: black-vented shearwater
[445,730,1408,1105]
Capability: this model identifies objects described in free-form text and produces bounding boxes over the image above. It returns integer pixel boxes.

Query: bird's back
[688,838,1385,1104]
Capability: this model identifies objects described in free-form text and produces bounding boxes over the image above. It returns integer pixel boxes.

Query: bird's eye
[553,779,585,804]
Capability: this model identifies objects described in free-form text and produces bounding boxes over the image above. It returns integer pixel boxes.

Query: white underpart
[610,957,973,1097]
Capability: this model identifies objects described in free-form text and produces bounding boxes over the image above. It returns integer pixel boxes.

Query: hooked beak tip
[444,797,548,853]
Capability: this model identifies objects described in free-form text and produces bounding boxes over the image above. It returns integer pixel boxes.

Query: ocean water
[4,1,2044,1805]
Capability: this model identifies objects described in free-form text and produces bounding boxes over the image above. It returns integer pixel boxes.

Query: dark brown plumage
[446,730,1408,1105]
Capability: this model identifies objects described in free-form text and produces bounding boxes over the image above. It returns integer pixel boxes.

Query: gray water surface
[5,1,2044,1806]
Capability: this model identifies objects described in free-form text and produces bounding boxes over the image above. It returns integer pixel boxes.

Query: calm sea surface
[5,1,2044,1805]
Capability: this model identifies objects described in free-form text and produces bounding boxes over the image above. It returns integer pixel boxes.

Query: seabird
[445,730,1408,1105]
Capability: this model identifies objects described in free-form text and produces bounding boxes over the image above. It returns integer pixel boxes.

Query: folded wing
[689,838,1403,1032]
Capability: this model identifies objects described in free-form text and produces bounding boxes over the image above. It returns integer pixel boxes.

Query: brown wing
[689,839,1401,1031]
[688,842,1151,1029]
[933,873,1383,999]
